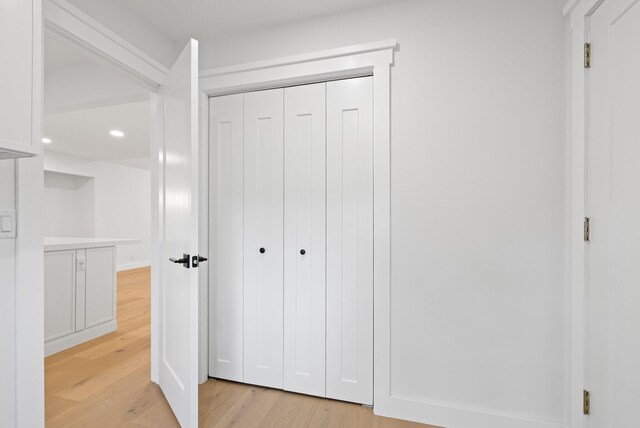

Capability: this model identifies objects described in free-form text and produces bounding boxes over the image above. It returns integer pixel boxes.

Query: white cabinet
[85,248,116,328]
[209,77,373,404]
[44,245,117,356]
[0,0,41,158]
[44,250,77,342]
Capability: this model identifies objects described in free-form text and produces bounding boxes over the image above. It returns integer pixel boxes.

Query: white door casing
[243,88,285,389]
[209,93,245,382]
[283,82,327,397]
[200,40,394,417]
[587,0,640,426]
[326,77,374,405]
[155,39,200,428]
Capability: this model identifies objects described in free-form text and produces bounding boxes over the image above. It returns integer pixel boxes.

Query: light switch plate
[0,209,16,239]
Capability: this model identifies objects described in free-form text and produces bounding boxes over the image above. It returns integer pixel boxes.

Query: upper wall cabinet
[0,0,42,159]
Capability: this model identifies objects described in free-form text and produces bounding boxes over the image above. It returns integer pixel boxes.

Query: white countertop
[44,237,142,252]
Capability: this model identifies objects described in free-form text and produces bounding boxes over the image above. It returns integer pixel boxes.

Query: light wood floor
[45,267,433,427]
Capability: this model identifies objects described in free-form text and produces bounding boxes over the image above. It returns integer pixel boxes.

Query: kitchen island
[44,237,140,356]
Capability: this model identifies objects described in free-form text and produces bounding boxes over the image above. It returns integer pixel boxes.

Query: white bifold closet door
[326,77,374,405]
[209,93,244,382]
[283,83,326,396]
[243,88,285,389]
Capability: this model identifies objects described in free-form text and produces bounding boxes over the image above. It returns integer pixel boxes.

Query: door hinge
[584,43,591,68]
[584,217,590,242]
[583,389,590,415]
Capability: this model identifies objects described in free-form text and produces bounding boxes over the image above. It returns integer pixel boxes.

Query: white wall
[44,170,95,237]
[44,151,151,270]
[200,0,567,426]
[0,162,16,427]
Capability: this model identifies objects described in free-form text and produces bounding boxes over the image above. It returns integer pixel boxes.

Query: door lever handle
[169,254,190,268]
[192,255,208,268]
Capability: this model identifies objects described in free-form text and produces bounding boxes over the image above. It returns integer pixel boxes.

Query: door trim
[565,1,606,428]
[200,39,395,414]
[44,0,169,90]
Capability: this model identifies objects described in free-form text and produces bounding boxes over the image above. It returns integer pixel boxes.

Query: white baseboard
[374,395,566,428]
[45,319,117,357]
[117,260,151,272]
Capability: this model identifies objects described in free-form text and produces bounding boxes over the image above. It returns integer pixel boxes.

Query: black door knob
[300,249,306,255]
[169,253,190,269]
[259,247,265,254]
[191,255,208,268]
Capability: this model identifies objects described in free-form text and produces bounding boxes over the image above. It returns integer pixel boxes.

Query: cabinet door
[244,88,284,388]
[44,251,76,341]
[0,0,41,157]
[209,93,244,381]
[326,77,374,404]
[283,83,326,396]
[85,247,116,328]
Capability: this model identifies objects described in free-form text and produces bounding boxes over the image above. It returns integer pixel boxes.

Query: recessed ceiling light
[110,130,125,138]
[42,137,52,144]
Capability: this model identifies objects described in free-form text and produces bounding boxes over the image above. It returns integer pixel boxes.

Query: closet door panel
[209,94,244,381]
[283,83,326,396]
[326,77,374,405]
[244,88,284,388]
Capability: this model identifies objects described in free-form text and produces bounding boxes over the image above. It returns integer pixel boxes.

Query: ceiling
[44,101,150,163]
[91,0,394,42]
[44,31,150,168]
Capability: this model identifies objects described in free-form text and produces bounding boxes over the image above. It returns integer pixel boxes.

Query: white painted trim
[117,260,151,272]
[43,0,168,89]
[150,93,162,384]
[44,320,117,357]
[377,396,566,428]
[199,40,396,98]
[197,90,210,384]
[199,39,397,78]
[15,0,44,424]
[15,157,45,427]
[566,1,604,428]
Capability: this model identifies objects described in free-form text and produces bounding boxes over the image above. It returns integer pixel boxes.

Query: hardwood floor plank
[46,266,435,428]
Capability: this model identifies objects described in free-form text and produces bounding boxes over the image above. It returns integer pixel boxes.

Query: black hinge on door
[584,43,592,68]
[584,217,590,242]
[583,390,590,415]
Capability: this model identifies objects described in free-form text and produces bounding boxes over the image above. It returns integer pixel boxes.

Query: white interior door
[326,77,374,405]
[283,83,326,396]
[209,93,244,382]
[588,0,640,426]
[155,39,199,428]
[244,88,284,389]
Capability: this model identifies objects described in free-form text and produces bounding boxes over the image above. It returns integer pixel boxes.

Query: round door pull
[300,249,306,255]
[259,247,265,254]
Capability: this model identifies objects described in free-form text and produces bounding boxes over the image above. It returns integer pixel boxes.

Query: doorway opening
[42,29,168,425]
